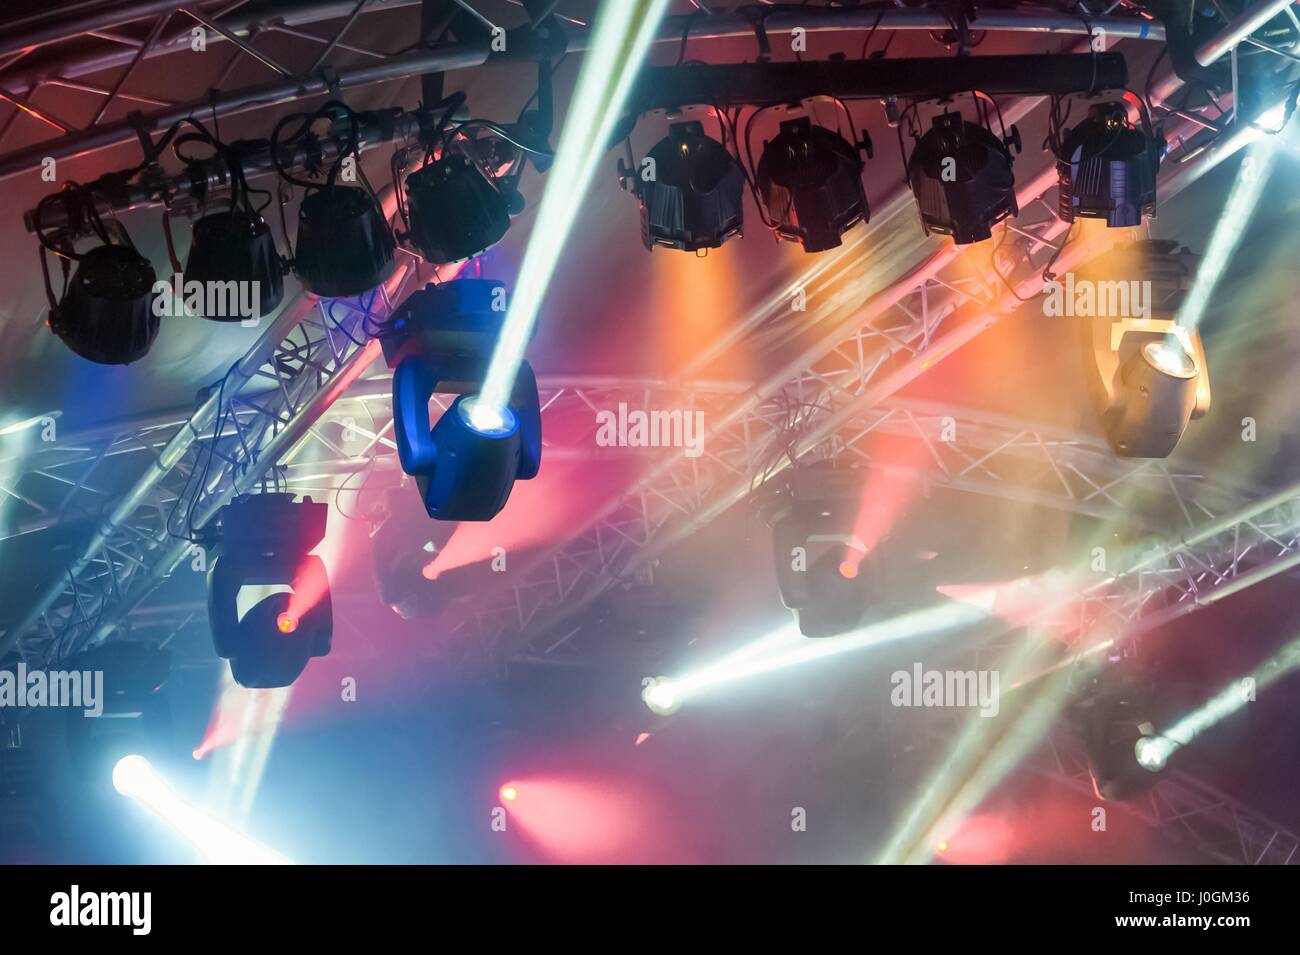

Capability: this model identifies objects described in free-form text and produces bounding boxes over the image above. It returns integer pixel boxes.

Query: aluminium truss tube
[0,5,1165,100]
[0,11,1163,181]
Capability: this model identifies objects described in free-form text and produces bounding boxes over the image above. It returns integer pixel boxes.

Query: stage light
[207,494,332,688]
[640,602,986,713]
[402,154,511,264]
[500,785,518,802]
[477,0,671,426]
[1056,100,1163,228]
[1081,677,1165,801]
[762,464,876,638]
[386,280,541,521]
[64,642,172,784]
[907,110,1020,245]
[755,116,870,253]
[112,755,291,864]
[183,209,285,319]
[641,677,680,716]
[630,120,745,252]
[272,101,396,299]
[35,184,160,364]
[1077,240,1211,457]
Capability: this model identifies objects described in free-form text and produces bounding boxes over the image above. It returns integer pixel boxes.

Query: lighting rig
[382,279,542,522]
[618,51,1125,255]
[205,494,332,689]
[759,462,879,639]
[1076,239,1210,458]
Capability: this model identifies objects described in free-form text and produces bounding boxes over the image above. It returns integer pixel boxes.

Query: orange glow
[500,785,519,802]
[276,611,298,634]
[838,560,859,579]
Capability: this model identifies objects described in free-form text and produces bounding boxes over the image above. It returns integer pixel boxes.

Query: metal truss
[0,3,1167,179]
[0,272,422,664]
[1034,732,1300,864]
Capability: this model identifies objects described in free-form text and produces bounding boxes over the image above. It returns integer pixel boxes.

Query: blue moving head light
[388,280,542,521]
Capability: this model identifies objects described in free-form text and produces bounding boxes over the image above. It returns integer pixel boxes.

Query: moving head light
[384,280,542,522]
[206,494,332,688]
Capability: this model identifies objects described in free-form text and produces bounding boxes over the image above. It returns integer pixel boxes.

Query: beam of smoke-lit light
[496,775,659,863]
[112,755,292,864]
[1175,118,1296,333]
[477,0,673,419]
[1137,631,1300,770]
[643,602,990,713]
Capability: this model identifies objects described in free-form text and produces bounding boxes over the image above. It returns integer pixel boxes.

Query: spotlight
[386,280,542,522]
[628,120,745,252]
[63,642,172,784]
[1081,679,1166,801]
[1056,101,1163,228]
[760,463,877,638]
[907,110,1020,245]
[500,784,518,802]
[272,101,396,299]
[402,154,511,264]
[293,186,396,298]
[756,116,870,253]
[206,494,332,688]
[36,184,160,364]
[183,209,285,319]
[1077,240,1210,457]
[642,676,680,716]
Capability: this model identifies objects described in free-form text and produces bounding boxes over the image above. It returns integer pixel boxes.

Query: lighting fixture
[1056,100,1163,227]
[36,184,160,364]
[402,153,512,264]
[206,494,332,688]
[630,120,745,252]
[907,110,1020,245]
[756,116,870,253]
[387,280,542,521]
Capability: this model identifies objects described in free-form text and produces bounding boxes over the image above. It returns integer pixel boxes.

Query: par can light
[293,186,396,298]
[183,209,285,319]
[403,154,512,264]
[36,184,160,365]
[632,120,746,252]
[1057,101,1163,228]
[907,110,1019,245]
[756,116,870,253]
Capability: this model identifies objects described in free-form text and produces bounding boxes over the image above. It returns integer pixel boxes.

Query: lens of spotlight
[111,754,152,797]
[642,677,679,716]
[500,785,519,802]
[1142,340,1197,377]
[275,611,299,634]
[457,395,517,437]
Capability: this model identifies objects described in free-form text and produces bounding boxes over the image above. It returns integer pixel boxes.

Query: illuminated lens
[839,560,860,579]
[276,611,298,634]
[642,678,678,715]
[1143,341,1196,377]
[458,396,516,437]
[1134,736,1169,772]
[500,785,518,802]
